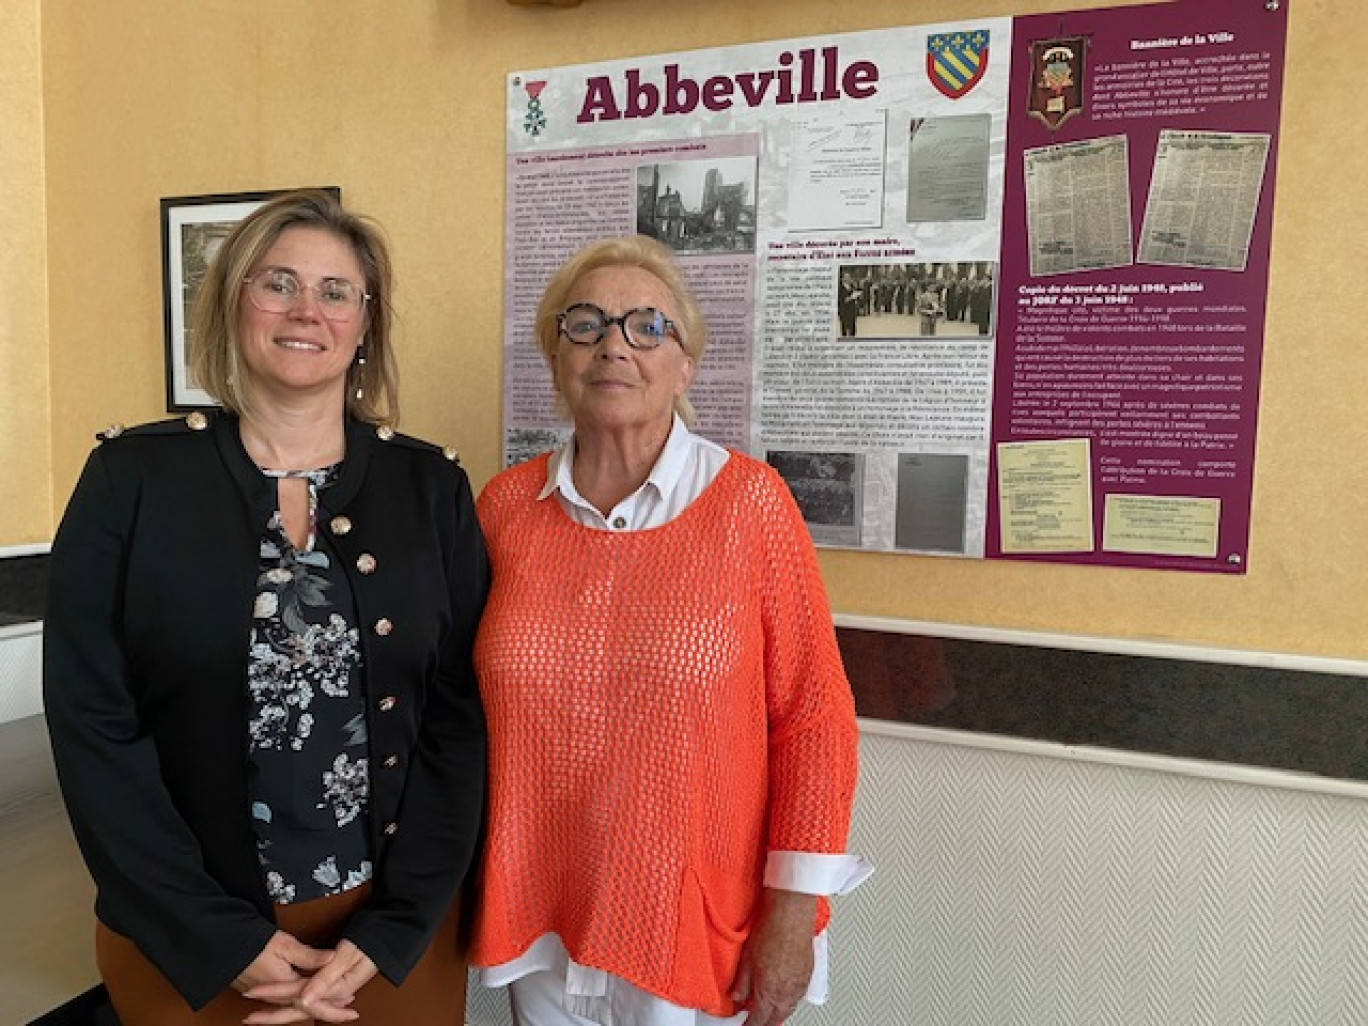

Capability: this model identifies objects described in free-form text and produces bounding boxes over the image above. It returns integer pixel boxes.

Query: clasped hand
[234,931,378,1024]
[730,889,817,1026]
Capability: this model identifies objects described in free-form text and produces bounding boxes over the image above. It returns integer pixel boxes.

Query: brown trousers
[96,886,466,1025]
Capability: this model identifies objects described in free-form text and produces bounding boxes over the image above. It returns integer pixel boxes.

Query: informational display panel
[503,0,1287,572]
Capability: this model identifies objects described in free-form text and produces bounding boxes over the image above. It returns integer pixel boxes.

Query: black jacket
[43,411,488,1010]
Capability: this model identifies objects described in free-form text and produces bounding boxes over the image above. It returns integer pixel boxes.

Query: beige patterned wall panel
[0,628,42,725]
[468,730,1368,1025]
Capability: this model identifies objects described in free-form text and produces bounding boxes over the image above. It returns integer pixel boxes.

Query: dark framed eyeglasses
[556,303,681,350]
[244,269,370,323]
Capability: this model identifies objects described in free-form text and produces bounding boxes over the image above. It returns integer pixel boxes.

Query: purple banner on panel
[990,0,1288,571]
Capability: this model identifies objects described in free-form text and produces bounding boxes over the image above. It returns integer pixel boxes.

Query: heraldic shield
[1028,36,1087,130]
[927,30,990,100]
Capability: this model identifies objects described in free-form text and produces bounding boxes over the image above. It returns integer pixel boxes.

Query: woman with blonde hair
[472,235,869,1026]
[45,189,487,1024]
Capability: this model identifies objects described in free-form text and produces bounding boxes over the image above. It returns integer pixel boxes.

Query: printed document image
[1103,493,1221,558]
[907,113,992,222]
[1024,135,1133,276]
[997,438,1094,553]
[895,452,970,553]
[1138,129,1270,271]
[788,113,888,231]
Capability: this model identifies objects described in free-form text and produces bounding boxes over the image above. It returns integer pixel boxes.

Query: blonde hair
[534,235,707,425]
[189,189,399,425]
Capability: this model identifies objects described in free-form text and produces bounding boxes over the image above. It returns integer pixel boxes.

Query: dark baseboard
[0,552,48,625]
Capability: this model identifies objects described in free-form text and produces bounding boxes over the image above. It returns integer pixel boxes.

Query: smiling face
[551,265,696,441]
[237,226,368,409]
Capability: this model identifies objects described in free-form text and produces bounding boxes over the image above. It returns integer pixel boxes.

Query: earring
[354,344,367,401]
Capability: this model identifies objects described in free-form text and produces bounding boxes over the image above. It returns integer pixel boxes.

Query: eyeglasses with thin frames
[244,269,371,323]
[557,303,681,350]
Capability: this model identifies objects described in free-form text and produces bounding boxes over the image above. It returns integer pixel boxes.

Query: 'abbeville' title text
[577,47,879,123]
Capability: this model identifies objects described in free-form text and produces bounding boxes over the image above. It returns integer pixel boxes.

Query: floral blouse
[247,466,372,904]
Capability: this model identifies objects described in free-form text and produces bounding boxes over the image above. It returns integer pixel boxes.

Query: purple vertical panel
[989,0,1289,571]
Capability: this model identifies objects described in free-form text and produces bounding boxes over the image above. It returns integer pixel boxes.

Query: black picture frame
[159,187,341,411]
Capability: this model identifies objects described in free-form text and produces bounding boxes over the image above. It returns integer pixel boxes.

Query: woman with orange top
[471,235,870,1026]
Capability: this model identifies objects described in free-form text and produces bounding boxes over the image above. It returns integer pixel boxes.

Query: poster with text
[504,0,1287,572]
[990,1,1286,572]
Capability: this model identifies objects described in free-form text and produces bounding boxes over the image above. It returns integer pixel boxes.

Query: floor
[0,714,98,1025]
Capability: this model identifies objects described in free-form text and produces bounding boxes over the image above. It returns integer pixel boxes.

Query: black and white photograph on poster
[505,426,569,468]
[160,187,340,411]
[895,452,969,553]
[636,157,758,254]
[834,262,996,339]
[767,450,864,547]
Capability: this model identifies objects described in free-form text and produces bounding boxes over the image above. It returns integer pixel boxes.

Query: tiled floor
[0,714,98,1025]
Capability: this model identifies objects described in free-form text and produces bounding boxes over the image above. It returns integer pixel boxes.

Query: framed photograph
[160,187,341,410]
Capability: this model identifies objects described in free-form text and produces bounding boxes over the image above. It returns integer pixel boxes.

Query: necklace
[239,420,345,476]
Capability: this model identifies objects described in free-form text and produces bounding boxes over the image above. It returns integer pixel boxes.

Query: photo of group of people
[835,261,996,338]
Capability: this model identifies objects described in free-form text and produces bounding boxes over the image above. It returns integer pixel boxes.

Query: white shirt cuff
[763,850,875,896]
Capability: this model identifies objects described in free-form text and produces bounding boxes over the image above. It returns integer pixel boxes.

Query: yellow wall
[26,0,1368,658]
[0,0,51,545]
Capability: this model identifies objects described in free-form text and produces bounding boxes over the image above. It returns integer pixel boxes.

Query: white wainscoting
[10,580,1366,1024]
[466,723,1368,1026]
[0,623,43,725]
[0,543,49,727]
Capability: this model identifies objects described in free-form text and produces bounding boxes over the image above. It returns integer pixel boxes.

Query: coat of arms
[927,30,990,100]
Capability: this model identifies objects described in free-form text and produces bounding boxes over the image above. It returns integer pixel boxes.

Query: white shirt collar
[537,415,694,509]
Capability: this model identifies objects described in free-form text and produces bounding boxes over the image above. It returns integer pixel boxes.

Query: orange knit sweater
[470,451,859,1016]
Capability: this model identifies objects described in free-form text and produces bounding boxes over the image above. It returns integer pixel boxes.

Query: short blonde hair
[534,235,707,425]
[189,189,399,425]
